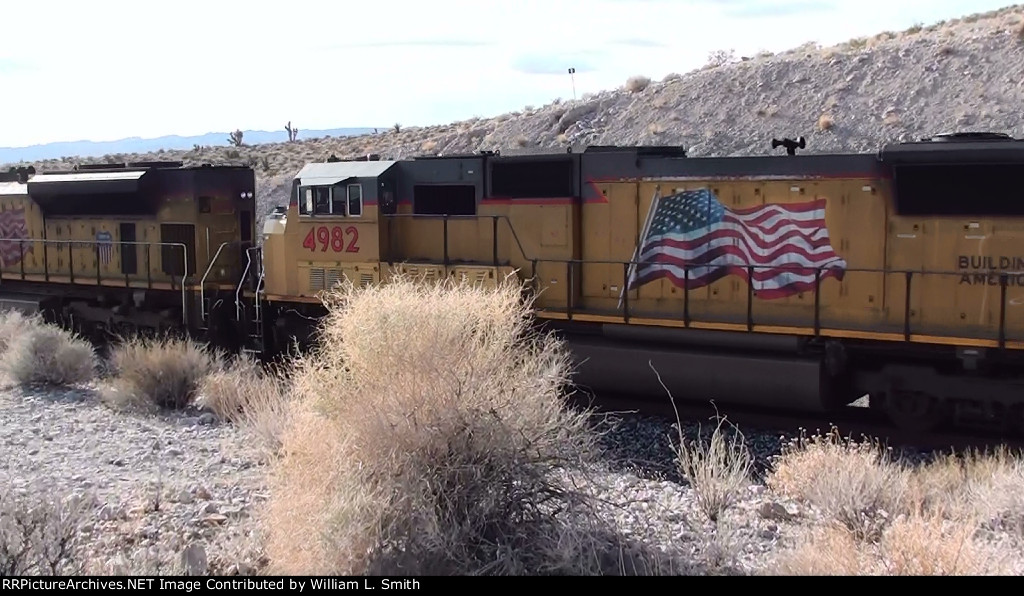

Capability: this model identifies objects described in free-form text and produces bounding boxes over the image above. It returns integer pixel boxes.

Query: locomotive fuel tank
[564,331,837,413]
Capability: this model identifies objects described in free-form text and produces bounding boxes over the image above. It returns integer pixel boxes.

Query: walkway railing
[0,238,191,324]
[526,258,1018,349]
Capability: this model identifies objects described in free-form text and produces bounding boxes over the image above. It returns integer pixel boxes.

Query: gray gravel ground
[0,380,806,575]
[3,379,1021,575]
[0,382,269,575]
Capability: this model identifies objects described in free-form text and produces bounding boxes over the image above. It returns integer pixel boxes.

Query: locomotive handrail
[0,238,191,325]
[200,241,238,324]
[236,247,260,321]
[524,258,1015,349]
[380,213,532,265]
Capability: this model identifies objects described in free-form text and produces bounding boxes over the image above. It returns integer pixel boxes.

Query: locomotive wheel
[883,390,945,433]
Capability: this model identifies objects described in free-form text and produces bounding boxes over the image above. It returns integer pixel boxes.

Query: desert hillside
[5,4,1024,223]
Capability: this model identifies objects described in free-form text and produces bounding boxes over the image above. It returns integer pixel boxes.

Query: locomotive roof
[0,181,28,195]
[878,133,1024,165]
[30,170,149,184]
[392,133,1024,164]
[296,160,398,186]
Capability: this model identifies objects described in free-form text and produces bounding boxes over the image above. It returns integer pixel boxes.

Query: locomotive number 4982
[303,226,360,253]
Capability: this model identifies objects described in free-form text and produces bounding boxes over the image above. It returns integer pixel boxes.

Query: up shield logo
[96,230,113,265]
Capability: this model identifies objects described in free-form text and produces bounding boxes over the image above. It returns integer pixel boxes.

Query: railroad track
[566,390,1024,455]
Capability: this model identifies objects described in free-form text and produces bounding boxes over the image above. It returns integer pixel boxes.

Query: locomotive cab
[261,159,392,301]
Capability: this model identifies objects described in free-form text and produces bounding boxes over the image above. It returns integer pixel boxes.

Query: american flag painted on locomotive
[625,188,847,300]
[0,208,33,268]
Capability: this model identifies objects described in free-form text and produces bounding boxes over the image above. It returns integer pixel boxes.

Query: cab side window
[348,184,362,217]
[332,185,347,215]
[298,187,314,215]
[314,187,331,215]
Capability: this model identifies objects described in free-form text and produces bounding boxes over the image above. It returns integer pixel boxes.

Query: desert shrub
[104,336,221,411]
[770,508,1012,575]
[653,364,752,522]
[958,447,1024,537]
[767,429,910,542]
[1,324,97,387]
[625,75,651,93]
[705,49,736,67]
[198,355,291,452]
[263,276,660,575]
[0,491,90,575]
[0,310,41,353]
[674,416,752,523]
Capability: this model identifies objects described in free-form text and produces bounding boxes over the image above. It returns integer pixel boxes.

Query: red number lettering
[345,226,359,252]
[317,226,330,252]
[331,226,345,252]
[303,226,359,253]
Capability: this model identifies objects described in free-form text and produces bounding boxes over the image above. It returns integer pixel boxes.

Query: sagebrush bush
[104,336,221,410]
[770,508,1012,575]
[625,75,651,93]
[0,310,41,353]
[1,323,98,387]
[0,491,89,575]
[767,429,910,541]
[198,355,291,452]
[767,434,1024,575]
[957,447,1024,537]
[263,276,662,575]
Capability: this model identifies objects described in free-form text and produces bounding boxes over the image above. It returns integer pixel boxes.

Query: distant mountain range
[0,128,379,164]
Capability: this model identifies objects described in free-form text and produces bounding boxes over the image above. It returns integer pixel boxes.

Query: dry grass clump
[653,364,752,523]
[1,319,98,387]
[263,276,661,575]
[767,430,1023,575]
[767,429,909,541]
[771,508,1011,575]
[198,355,291,452]
[104,335,221,411]
[675,416,752,523]
[955,448,1024,536]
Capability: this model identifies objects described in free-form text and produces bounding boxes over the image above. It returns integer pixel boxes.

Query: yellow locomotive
[0,161,255,338]
[4,132,1024,434]
[255,133,1024,434]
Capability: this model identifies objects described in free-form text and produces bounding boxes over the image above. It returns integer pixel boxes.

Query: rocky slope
[4,5,1024,222]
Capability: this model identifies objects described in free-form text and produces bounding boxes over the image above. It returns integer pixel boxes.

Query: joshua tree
[228,129,244,147]
[286,121,299,142]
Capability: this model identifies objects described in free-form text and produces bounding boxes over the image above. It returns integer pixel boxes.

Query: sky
[0,0,1015,148]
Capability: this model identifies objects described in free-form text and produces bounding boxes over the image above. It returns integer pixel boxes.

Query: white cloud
[0,0,1014,147]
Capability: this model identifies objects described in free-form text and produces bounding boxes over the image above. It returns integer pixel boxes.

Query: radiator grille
[309,268,325,291]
